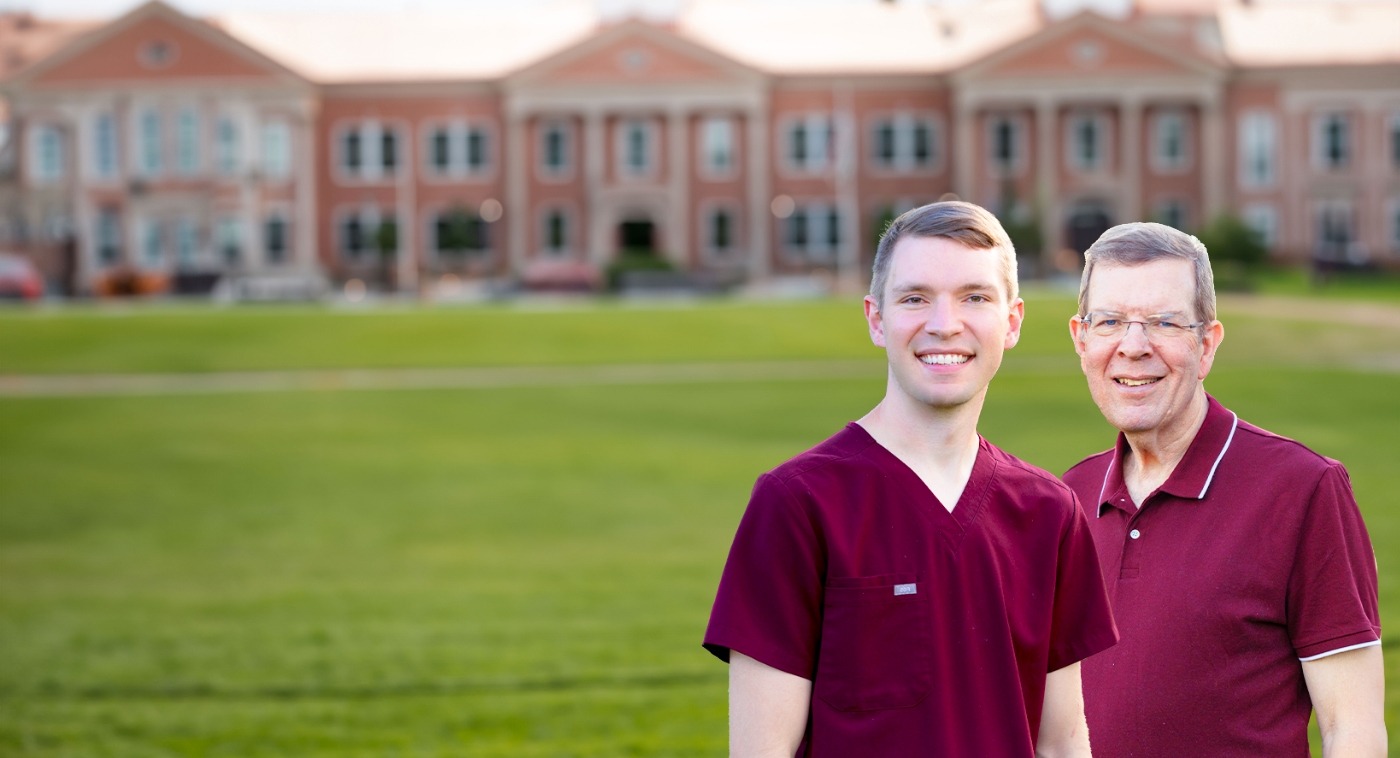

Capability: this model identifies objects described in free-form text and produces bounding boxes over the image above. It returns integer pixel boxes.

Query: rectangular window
[32,125,64,181]
[1391,113,1400,170]
[176,108,199,174]
[1315,112,1350,170]
[431,128,451,173]
[541,123,569,175]
[785,202,839,262]
[381,129,397,173]
[788,115,832,172]
[543,209,569,255]
[96,208,121,265]
[261,121,291,179]
[94,113,118,179]
[466,127,488,172]
[989,115,1020,176]
[1154,199,1189,231]
[140,219,163,267]
[343,128,362,174]
[435,209,488,254]
[1238,111,1277,188]
[216,218,242,265]
[707,207,735,255]
[140,109,162,175]
[1152,111,1190,173]
[174,217,198,267]
[1315,201,1354,262]
[216,117,239,175]
[702,117,734,175]
[1068,112,1107,172]
[265,215,287,263]
[873,115,938,172]
[621,120,651,176]
[1243,203,1278,250]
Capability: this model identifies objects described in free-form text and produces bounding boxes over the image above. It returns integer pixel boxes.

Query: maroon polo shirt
[1063,394,1381,758]
[704,423,1118,757]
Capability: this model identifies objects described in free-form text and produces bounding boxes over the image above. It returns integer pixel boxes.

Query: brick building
[1,0,1397,295]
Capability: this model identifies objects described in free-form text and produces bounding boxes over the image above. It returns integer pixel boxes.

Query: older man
[1062,222,1385,757]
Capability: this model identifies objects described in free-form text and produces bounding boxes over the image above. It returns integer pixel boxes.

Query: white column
[833,81,860,290]
[953,94,975,201]
[746,103,770,283]
[295,99,318,275]
[1201,92,1226,222]
[395,120,417,294]
[1036,97,1058,257]
[1121,97,1142,223]
[584,109,606,266]
[667,107,689,268]
[505,108,528,276]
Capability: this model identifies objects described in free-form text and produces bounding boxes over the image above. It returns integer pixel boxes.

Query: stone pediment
[510,20,760,88]
[958,12,1221,82]
[21,1,300,88]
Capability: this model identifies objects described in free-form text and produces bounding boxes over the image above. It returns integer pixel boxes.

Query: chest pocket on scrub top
[816,573,932,712]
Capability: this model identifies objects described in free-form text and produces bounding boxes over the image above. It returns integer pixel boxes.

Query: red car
[0,253,44,300]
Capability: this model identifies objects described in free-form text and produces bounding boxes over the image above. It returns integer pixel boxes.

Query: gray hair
[870,201,1018,307]
[1078,222,1217,323]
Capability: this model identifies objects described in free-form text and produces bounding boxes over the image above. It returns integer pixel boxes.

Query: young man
[1063,223,1385,757]
[704,202,1118,757]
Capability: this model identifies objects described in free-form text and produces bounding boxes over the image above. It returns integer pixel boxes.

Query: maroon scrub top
[704,423,1118,757]
[1063,395,1381,758]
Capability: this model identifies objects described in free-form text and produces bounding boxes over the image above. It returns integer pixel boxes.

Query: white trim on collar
[1096,454,1116,519]
[1197,412,1239,500]
[1298,639,1380,662]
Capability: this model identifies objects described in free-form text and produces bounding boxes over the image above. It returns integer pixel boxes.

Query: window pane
[381,130,397,171]
[703,119,732,172]
[218,219,242,264]
[790,122,807,165]
[467,129,487,170]
[266,217,287,262]
[875,121,896,165]
[912,122,931,165]
[141,111,161,174]
[712,209,731,251]
[789,210,808,248]
[826,209,840,247]
[262,122,291,179]
[176,109,199,173]
[344,130,361,172]
[432,129,450,171]
[217,118,239,175]
[626,123,647,172]
[141,221,162,266]
[95,114,117,178]
[545,127,566,171]
[97,209,121,265]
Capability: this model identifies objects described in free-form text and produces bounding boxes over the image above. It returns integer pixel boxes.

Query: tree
[1195,214,1266,291]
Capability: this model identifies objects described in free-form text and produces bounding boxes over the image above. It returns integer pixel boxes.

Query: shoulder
[984,441,1082,518]
[1063,449,1114,489]
[767,423,880,487]
[1231,418,1345,484]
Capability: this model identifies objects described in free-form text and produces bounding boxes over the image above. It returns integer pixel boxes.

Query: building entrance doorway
[619,219,656,252]
[1068,201,1112,253]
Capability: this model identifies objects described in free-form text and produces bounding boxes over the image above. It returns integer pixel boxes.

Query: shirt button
[1129,529,1141,540]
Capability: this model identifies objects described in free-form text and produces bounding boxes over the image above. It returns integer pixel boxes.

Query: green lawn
[1,297,1398,756]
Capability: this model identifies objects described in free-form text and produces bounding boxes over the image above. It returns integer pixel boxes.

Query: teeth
[1117,378,1159,387]
[920,354,969,366]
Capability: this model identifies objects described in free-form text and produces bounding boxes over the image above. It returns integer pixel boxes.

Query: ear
[1004,297,1025,350]
[1069,314,1088,359]
[1198,319,1224,380]
[863,295,887,348]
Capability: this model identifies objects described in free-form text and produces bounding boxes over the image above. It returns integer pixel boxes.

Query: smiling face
[1070,257,1223,435]
[864,236,1024,412]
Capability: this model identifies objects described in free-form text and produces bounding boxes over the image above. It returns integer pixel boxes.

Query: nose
[924,295,963,339]
[1116,321,1153,358]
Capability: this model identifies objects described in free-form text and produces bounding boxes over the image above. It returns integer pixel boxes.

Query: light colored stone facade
[1,0,1397,294]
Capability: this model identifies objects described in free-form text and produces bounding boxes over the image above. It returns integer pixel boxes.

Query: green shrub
[1196,214,1267,292]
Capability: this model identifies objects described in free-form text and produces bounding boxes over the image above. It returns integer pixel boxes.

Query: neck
[1123,389,1210,492]
[858,380,984,470]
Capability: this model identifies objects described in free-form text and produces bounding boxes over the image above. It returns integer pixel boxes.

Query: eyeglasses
[1077,312,1205,342]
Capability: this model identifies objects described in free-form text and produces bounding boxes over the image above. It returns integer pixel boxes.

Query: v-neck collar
[845,422,997,546]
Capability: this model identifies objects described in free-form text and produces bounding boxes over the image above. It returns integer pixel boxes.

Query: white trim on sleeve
[1298,639,1381,662]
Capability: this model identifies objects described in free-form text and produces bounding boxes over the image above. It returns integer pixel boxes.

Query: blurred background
[0,0,1398,755]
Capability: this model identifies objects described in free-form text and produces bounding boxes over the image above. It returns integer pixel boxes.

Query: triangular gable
[509,20,761,87]
[955,12,1221,81]
[16,1,304,89]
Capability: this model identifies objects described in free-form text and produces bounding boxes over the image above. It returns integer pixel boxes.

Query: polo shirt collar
[1097,394,1240,517]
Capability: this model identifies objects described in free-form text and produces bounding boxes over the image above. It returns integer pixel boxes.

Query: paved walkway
[1218,294,1400,330]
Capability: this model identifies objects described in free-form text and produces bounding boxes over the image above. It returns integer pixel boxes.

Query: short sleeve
[1047,493,1119,672]
[703,473,825,680]
[1287,463,1381,660]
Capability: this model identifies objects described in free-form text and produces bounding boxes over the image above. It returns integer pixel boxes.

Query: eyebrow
[890,281,1001,297]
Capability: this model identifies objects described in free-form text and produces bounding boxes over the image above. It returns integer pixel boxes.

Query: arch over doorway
[1068,200,1112,253]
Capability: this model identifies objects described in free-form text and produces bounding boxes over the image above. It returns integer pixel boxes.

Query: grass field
[2,295,1399,757]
